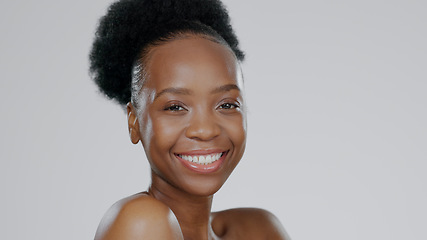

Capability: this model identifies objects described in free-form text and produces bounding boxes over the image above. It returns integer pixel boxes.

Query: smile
[174,150,228,173]
[177,152,223,165]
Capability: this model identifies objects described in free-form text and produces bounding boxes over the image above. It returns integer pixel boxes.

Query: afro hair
[89,0,245,106]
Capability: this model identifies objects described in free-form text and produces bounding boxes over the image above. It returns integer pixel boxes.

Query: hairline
[131,32,239,109]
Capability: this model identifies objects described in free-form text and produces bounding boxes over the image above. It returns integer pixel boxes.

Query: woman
[90,0,290,239]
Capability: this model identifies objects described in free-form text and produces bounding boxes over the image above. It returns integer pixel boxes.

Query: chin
[179,175,229,197]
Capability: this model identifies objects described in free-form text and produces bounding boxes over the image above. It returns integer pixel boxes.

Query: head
[90,0,246,196]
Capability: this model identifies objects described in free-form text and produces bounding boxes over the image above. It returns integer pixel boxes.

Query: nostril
[185,119,221,141]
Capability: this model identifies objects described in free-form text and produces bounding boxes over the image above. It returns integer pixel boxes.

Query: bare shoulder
[94,193,184,240]
[212,208,291,240]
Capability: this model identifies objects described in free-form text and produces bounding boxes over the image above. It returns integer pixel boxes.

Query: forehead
[144,37,242,90]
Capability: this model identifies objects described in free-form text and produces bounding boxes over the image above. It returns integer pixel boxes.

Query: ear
[127,102,141,144]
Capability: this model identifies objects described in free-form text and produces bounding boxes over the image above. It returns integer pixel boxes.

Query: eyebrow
[155,87,193,100]
[210,84,240,94]
[154,84,240,100]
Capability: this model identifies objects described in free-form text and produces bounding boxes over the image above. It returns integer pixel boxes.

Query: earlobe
[127,102,141,144]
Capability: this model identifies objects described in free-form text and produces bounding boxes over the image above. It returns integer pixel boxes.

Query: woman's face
[130,36,246,196]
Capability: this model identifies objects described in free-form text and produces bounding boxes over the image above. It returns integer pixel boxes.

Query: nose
[185,110,221,141]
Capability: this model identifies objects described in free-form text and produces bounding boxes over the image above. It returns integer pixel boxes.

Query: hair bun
[89,0,244,106]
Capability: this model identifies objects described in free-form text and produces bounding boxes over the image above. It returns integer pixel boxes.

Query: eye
[218,102,239,110]
[164,104,185,112]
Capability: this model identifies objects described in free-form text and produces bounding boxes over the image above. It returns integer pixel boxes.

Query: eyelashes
[164,104,186,112]
[218,102,240,110]
[163,101,240,113]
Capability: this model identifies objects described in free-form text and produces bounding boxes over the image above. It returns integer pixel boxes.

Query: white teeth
[178,152,223,165]
[200,156,206,164]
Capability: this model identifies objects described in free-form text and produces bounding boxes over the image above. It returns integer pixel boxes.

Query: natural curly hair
[89,0,245,106]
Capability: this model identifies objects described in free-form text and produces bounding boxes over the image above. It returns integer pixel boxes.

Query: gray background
[1,0,426,239]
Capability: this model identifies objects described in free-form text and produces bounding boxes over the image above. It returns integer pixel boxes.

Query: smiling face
[128,36,246,196]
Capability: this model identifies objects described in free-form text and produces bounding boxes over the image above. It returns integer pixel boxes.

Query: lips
[174,150,228,173]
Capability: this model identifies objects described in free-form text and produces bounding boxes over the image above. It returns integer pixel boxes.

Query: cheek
[143,114,184,157]
[140,114,185,178]
[224,114,247,153]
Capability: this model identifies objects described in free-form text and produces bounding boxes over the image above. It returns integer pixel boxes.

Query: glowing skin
[96,36,290,240]
[132,37,246,197]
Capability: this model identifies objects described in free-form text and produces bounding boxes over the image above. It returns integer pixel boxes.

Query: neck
[148,172,217,240]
